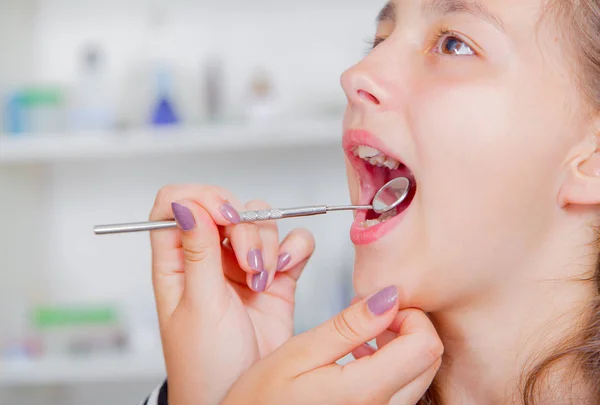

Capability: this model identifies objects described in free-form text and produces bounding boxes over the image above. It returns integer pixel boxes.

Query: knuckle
[150,185,177,220]
[182,245,213,264]
[293,228,316,253]
[245,199,271,210]
[156,184,176,202]
[212,185,231,197]
[421,334,444,362]
[203,184,222,196]
[332,310,363,345]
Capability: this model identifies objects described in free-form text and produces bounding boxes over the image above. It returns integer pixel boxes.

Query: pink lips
[343,129,415,245]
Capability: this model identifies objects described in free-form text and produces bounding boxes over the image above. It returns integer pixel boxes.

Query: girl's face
[341,0,594,308]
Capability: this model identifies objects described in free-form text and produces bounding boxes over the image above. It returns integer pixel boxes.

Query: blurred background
[0,0,383,403]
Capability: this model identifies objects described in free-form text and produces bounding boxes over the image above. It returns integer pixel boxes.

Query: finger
[277,286,400,374]
[276,228,315,281]
[389,358,441,405]
[220,246,248,286]
[339,309,444,400]
[150,184,244,320]
[150,184,244,225]
[244,200,280,290]
[261,228,315,301]
[376,308,422,350]
[353,312,402,360]
[226,217,267,292]
[170,200,229,307]
[219,200,283,289]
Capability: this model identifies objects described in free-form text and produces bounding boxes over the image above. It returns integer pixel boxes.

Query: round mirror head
[372,177,411,214]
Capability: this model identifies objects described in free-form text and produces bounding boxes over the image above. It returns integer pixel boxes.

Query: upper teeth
[352,146,401,170]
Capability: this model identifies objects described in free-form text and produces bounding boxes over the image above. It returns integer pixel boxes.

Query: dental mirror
[93,176,411,235]
[370,176,411,214]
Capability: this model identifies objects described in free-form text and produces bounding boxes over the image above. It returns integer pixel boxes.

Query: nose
[341,61,389,109]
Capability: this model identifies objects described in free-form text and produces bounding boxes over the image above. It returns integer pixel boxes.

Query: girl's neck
[429,233,597,405]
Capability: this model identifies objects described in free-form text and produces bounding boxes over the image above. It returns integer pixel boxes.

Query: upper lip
[342,129,408,169]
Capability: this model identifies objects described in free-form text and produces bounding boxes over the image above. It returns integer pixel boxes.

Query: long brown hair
[418,1,600,403]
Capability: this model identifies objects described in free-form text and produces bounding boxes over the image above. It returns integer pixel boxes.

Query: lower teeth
[363,219,380,228]
[362,210,396,228]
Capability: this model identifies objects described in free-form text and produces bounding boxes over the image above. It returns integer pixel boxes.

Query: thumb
[335,309,443,403]
[171,200,228,305]
[281,286,400,374]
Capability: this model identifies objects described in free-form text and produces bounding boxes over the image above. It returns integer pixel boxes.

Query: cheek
[410,77,569,263]
[412,79,524,177]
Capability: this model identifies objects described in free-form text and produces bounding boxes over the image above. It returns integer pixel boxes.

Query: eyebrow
[377,2,396,23]
[377,0,505,31]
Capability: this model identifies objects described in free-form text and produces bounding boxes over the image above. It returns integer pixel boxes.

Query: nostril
[358,90,380,105]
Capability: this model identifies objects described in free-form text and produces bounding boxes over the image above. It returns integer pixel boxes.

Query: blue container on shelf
[150,68,179,126]
[4,88,65,135]
[5,91,26,135]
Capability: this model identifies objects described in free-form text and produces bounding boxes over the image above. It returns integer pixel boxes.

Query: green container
[33,305,118,329]
[31,304,126,356]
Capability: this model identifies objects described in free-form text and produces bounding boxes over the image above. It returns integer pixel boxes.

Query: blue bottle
[5,91,26,135]
[150,68,179,126]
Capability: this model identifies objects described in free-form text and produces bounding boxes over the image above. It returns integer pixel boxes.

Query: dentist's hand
[149,185,315,405]
[222,286,444,405]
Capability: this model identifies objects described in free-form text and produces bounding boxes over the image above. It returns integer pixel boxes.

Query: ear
[558,134,600,207]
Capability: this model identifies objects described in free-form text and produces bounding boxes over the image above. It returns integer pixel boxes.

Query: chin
[353,250,417,303]
[352,244,461,313]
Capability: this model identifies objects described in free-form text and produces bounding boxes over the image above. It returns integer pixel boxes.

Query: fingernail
[276,252,291,271]
[251,271,268,292]
[367,286,399,316]
[220,202,241,224]
[247,249,264,271]
[172,202,196,231]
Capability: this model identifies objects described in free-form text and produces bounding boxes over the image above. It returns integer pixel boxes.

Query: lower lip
[350,204,411,245]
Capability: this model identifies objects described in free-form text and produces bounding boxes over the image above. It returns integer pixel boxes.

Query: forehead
[382,0,548,27]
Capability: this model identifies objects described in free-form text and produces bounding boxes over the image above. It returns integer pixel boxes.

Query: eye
[371,37,385,49]
[433,32,475,56]
[365,36,386,54]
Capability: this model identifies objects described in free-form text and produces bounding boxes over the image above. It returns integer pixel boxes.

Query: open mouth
[349,145,417,228]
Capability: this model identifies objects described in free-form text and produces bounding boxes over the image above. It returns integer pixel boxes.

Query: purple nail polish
[247,249,264,272]
[367,286,399,316]
[172,202,196,231]
[276,252,291,271]
[251,271,268,292]
[220,202,241,224]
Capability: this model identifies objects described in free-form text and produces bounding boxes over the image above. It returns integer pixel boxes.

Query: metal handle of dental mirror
[93,177,410,235]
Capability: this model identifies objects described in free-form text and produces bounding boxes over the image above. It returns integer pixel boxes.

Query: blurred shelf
[0,118,343,166]
[0,352,165,386]
[0,351,354,387]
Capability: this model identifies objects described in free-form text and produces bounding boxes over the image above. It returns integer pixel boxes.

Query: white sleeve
[141,380,168,405]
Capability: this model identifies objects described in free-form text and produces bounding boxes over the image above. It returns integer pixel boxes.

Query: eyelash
[365,28,476,56]
[364,36,384,53]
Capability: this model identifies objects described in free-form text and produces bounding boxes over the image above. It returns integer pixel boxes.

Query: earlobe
[558,135,600,208]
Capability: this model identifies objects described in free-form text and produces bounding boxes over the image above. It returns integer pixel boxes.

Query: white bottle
[68,44,115,133]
